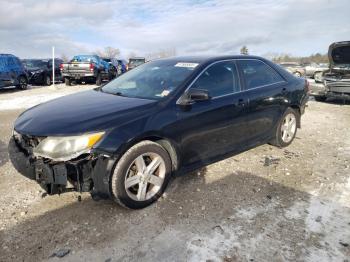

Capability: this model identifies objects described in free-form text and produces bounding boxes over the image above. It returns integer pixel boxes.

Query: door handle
[237,98,246,107]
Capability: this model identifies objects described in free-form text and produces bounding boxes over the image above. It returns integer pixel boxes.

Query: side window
[238,60,284,90]
[191,61,239,97]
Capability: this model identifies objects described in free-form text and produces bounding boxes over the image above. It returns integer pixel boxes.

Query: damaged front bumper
[8,135,115,199]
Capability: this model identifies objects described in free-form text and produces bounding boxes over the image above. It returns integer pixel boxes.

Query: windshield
[129,59,145,66]
[23,60,47,68]
[101,60,198,100]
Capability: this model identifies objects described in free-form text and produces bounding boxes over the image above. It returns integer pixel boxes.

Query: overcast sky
[0,0,349,59]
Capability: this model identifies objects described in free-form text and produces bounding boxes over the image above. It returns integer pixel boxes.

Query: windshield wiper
[111,92,125,97]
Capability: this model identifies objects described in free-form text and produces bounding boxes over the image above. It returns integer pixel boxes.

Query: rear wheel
[45,75,51,86]
[270,108,298,147]
[17,76,27,90]
[96,73,102,86]
[65,78,71,86]
[110,141,172,209]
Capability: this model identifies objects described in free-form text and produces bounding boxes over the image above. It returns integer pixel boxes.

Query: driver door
[176,60,250,166]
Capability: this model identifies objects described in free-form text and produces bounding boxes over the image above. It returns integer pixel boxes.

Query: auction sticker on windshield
[175,62,199,68]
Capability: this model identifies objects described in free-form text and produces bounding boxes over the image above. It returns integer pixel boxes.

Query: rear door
[236,59,287,145]
[176,60,250,166]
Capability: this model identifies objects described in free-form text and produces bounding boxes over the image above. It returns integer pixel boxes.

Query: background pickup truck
[60,55,115,86]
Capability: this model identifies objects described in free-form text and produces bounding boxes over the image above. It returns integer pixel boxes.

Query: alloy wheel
[281,113,297,143]
[19,77,27,89]
[124,153,166,201]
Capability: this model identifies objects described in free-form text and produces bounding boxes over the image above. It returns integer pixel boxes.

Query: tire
[270,108,298,148]
[314,96,327,102]
[293,71,302,77]
[45,75,51,86]
[17,75,27,90]
[110,140,172,209]
[314,72,323,83]
[96,73,102,86]
[65,78,71,86]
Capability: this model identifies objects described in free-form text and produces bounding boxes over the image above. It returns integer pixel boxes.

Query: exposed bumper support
[8,137,114,198]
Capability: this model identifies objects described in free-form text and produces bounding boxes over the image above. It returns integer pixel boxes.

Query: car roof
[0,54,17,57]
[154,55,268,65]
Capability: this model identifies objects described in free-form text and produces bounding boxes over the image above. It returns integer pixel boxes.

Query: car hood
[328,41,350,66]
[14,90,157,136]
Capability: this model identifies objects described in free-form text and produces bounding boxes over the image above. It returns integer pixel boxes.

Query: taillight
[305,79,310,93]
[126,64,129,71]
[59,63,63,71]
[90,63,94,72]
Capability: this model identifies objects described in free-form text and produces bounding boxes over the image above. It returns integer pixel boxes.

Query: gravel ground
[0,83,350,262]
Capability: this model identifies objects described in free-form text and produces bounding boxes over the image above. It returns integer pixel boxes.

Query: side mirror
[177,88,210,106]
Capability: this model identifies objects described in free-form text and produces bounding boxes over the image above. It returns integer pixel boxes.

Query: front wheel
[17,76,27,90]
[270,108,298,148]
[110,141,172,209]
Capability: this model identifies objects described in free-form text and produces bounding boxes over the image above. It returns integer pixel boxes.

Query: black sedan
[9,55,309,209]
[22,59,63,86]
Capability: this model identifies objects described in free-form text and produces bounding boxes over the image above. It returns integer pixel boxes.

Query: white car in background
[279,62,306,77]
[304,63,329,82]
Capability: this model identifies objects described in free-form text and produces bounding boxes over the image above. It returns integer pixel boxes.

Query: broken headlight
[33,132,105,161]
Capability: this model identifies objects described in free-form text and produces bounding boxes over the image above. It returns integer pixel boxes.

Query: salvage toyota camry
[9,55,308,209]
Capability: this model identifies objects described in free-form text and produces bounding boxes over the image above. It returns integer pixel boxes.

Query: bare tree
[95,46,120,59]
[240,46,249,55]
[145,48,177,61]
[271,53,328,64]
[127,52,137,59]
[60,54,70,62]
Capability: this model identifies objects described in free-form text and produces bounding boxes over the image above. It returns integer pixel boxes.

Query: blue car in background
[102,58,127,76]
[0,54,28,90]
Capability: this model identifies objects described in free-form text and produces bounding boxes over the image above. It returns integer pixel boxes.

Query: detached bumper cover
[8,136,113,198]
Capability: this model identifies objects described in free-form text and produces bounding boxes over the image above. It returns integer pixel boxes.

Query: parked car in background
[127,57,146,70]
[0,54,28,90]
[279,62,306,77]
[116,59,127,75]
[312,41,350,101]
[304,62,329,81]
[22,58,63,86]
[60,55,115,86]
[9,55,308,209]
[102,58,126,77]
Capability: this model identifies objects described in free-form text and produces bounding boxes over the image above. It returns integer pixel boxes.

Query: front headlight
[33,132,105,161]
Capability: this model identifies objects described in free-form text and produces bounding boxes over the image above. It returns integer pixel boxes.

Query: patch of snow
[0,93,64,110]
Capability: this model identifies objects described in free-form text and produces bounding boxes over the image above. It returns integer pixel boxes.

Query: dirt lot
[0,83,350,262]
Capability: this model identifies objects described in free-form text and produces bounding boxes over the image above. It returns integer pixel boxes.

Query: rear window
[129,59,145,66]
[71,55,98,63]
[238,60,284,90]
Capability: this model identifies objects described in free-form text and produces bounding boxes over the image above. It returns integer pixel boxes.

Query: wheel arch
[113,134,180,173]
[289,105,301,128]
